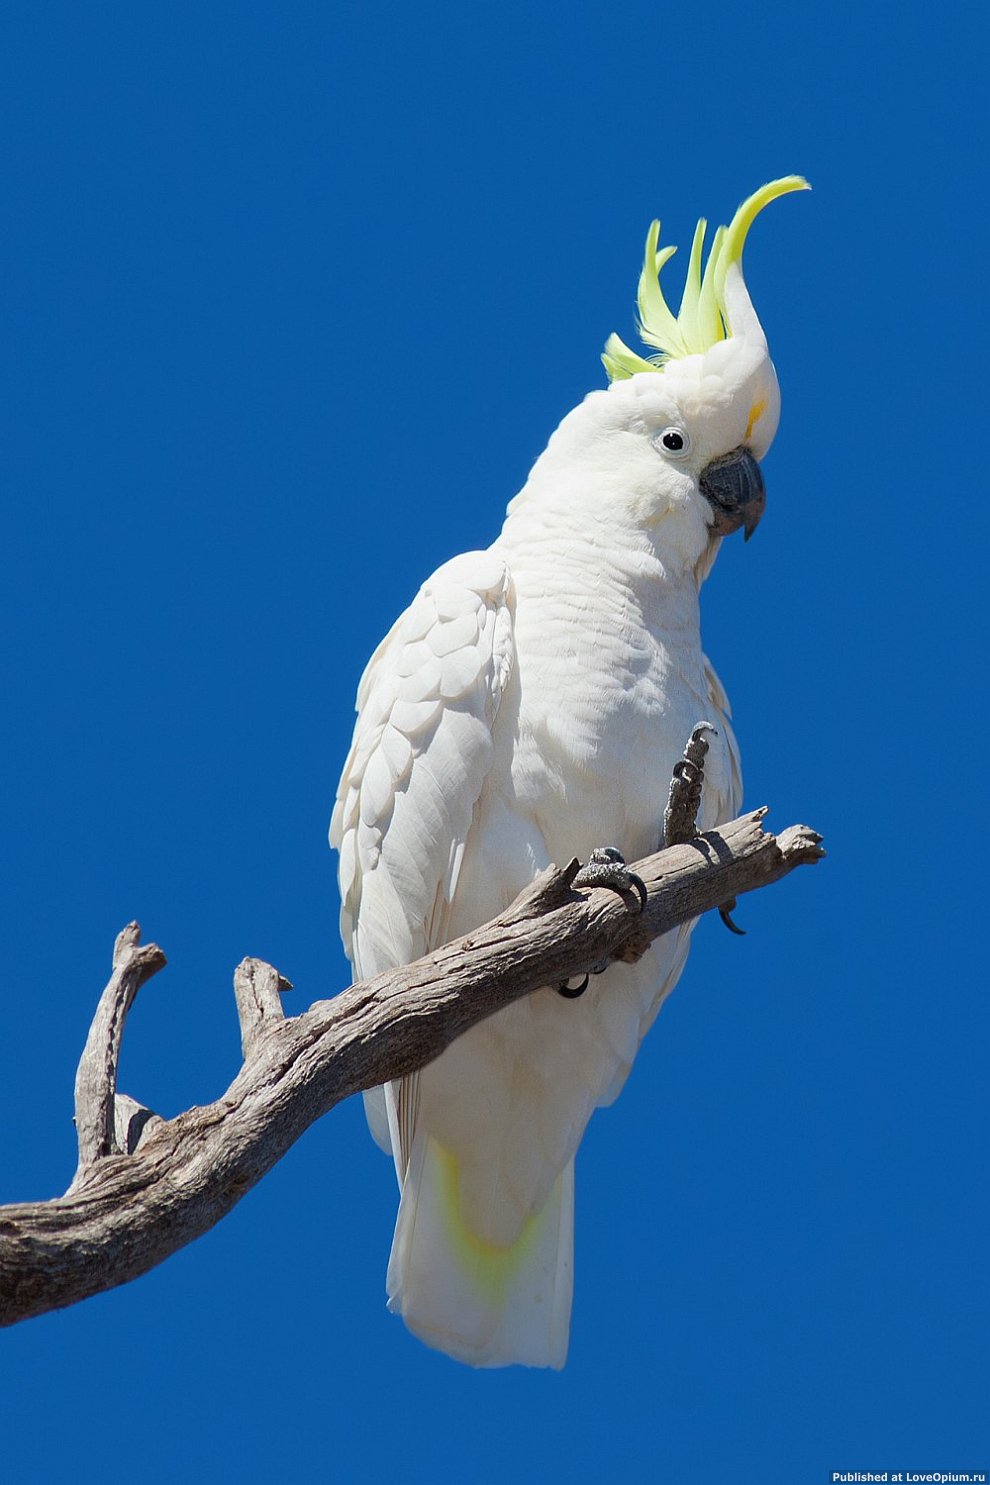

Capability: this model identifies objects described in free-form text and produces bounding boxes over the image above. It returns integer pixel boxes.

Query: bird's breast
[489,565,731,868]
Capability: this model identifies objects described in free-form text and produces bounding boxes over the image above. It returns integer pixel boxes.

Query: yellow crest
[602,176,810,380]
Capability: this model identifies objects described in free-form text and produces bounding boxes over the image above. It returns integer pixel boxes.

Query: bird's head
[513,177,809,580]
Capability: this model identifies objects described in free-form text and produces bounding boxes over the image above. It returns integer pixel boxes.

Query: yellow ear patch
[745,398,768,442]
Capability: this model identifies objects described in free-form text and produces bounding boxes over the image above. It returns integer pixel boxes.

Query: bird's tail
[386,1130,574,1369]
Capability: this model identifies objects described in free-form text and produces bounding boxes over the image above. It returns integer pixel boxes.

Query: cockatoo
[331,177,808,1369]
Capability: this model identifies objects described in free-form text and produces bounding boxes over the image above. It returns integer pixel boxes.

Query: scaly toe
[663,721,717,847]
[572,847,648,914]
[558,849,648,998]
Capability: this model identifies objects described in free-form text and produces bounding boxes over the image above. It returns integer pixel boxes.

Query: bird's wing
[703,652,744,821]
[330,548,514,1166]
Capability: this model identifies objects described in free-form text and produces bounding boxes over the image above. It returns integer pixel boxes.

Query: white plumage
[330,179,806,1367]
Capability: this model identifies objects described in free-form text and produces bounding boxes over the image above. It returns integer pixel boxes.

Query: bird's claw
[663,721,745,935]
[718,898,746,936]
[662,721,717,846]
[557,849,646,999]
[572,847,647,913]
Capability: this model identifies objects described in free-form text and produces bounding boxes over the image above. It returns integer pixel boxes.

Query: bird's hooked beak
[699,446,766,542]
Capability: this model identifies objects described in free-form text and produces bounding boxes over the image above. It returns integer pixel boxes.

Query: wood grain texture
[69,923,167,1180]
[0,809,823,1327]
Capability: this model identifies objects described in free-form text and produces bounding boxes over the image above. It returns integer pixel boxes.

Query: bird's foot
[557,848,647,999]
[572,846,648,912]
[662,721,717,846]
[663,721,745,936]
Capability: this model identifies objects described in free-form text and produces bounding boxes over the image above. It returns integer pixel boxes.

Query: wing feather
[702,652,743,819]
[330,550,514,1162]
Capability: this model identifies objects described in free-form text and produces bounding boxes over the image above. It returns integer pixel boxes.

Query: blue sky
[1,3,986,1481]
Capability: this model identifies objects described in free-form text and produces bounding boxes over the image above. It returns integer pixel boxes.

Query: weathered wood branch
[69,923,167,1183]
[233,957,293,1059]
[0,809,822,1327]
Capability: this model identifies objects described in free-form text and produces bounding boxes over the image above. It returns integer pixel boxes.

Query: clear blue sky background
[1,4,985,1482]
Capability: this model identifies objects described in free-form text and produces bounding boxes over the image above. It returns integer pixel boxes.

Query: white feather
[331,355,761,1369]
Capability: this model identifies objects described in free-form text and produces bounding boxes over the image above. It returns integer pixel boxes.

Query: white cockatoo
[331,177,808,1369]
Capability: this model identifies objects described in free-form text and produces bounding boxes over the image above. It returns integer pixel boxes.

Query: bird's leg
[662,721,716,846]
[662,720,745,935]
[557,848,647,999]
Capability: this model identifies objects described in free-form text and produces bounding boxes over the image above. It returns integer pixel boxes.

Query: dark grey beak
[699,446,766,542]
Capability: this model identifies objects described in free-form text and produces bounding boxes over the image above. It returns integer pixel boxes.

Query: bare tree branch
[0,809,823,1328]
[69,923,167,1184]
[112,1095,165,1158]
[233,957,293,1060]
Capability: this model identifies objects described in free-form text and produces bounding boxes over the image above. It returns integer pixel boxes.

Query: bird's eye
[653,427,691,459]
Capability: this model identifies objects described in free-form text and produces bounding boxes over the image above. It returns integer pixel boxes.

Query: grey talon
[627,873,648,913]
[557,955,614,1000]
[572,847,648,914]
[718,899,746,936]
